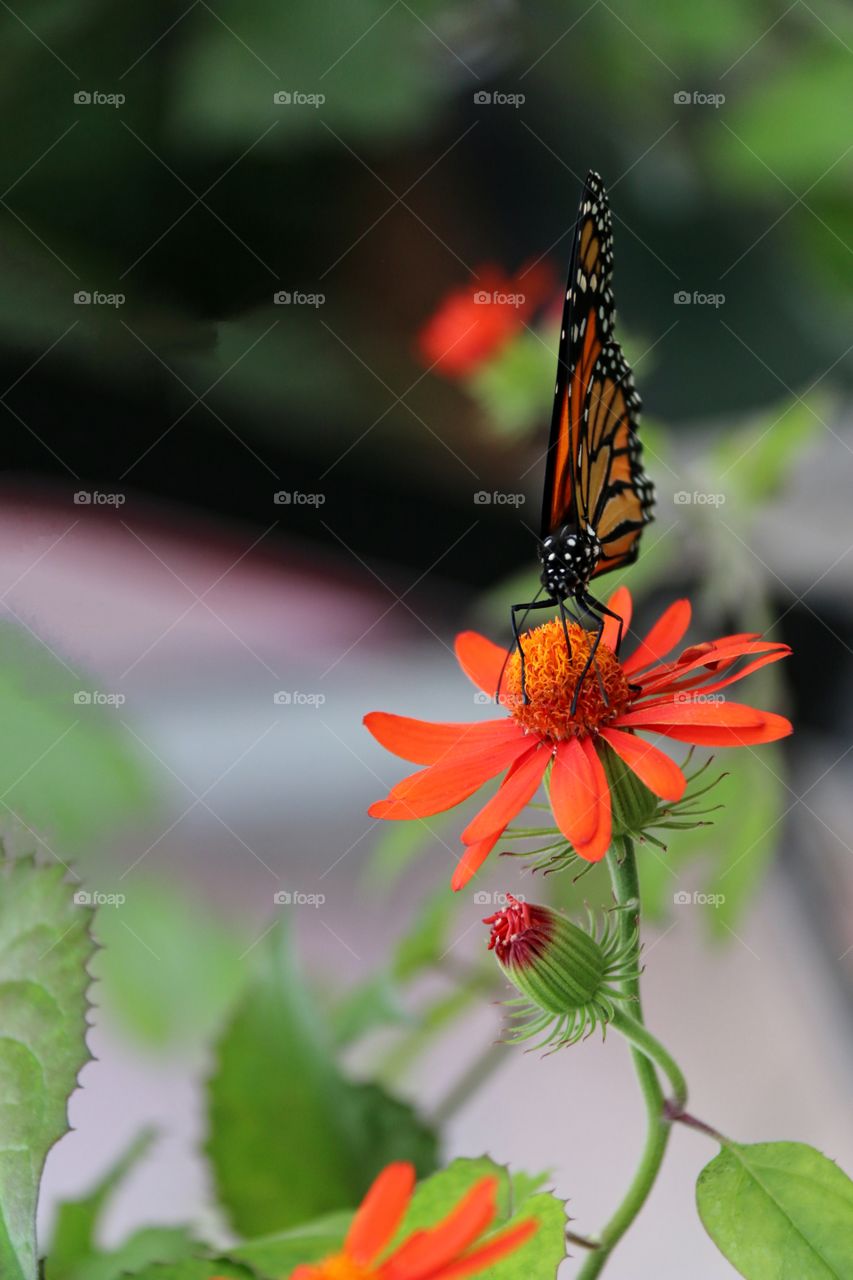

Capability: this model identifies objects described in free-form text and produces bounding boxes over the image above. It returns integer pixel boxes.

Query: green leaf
[465,328,555,439]
[54,1229,199,1280]
[232,1211,351,1275]
[393,1157,567,1280]
[697,1140,853,1278]
[206,922,437,1236]
[712,396,824,507]
[45,1129,156,1278]
[391,890,458,982]
[0,624,152,852]
[95,1263,253,1280]
[0,856,94,1280]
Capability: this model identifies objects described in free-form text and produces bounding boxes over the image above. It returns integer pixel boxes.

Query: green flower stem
[577,836,681,1279]
[610,1008,687,1109]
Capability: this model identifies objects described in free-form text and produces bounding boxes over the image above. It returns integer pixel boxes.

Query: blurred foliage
[91,877,246,1047]
[0,623,152,853]
[206,921,438,1236]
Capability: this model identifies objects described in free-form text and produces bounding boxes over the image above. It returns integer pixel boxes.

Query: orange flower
[286,1162,536,1280]
[365,588,792,889]
[417,261,554,376]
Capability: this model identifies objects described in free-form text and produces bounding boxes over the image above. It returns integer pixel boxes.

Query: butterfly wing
[540,170,654,573]
[581,342,654,576]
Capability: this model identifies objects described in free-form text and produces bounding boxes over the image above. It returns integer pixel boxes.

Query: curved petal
[550,737,611,861]
[461,745,549,845]
[427,1219,539,1280]
[364,712,524,766]
[647,712,792,748]
[384,1178,497,1279]
[622,599,691,675]
[346,1162,415,1265]
[638,639,789,694]
[633,648,791,709]
[602,585,632,651]
[599,727,686,801]
[455,631,511,697]
[617,699,773,730]
[451,826,504,892]
[369,735,531,820]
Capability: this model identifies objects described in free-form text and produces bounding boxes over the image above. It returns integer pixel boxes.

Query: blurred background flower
[1,1,850,1276]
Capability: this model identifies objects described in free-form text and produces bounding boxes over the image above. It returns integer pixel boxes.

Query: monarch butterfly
[503,170,655,708]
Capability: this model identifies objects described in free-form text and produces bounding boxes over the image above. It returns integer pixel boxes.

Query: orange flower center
[504,618,631,739]
[300,1256,377,1280]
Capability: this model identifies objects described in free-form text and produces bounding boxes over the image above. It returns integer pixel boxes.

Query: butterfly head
[538,525,602,598]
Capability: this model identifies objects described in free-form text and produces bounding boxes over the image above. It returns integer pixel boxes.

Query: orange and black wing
[540,171,654,571]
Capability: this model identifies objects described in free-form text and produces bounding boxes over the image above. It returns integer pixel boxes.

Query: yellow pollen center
[504,618,630,739]
[304,1256,378,1280]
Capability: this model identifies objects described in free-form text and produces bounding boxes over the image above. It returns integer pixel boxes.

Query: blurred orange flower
[365,587,792,888]
[417,261,554,376]
[286,1162,536,1280]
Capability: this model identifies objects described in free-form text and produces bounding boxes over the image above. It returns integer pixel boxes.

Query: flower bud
[484,895,638,1048]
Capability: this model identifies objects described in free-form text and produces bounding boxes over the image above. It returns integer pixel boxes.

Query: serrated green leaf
[697,1140,853,1278]
[0,857,94,1280]
[45,1129,156,1278]
[393,1157,566,1280]
[206,922,437,1236]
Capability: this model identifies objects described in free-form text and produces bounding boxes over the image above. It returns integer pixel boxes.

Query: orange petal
[550,737,611,861]
[648,712,792,748]
[455,631,511,697]
[364,712,524,766]
[369,736,531,820]
[599,727,686,802]
[638,639,789,693]
[602,585,632,650]
[618,699,774,731]
[346,1162,415,1265]
[427,1219,538,1280]
[451,828,504,892]
[637,648,791,708]
[623,599,691,674]
[384,1178,497,1279]
[461,746,549,845]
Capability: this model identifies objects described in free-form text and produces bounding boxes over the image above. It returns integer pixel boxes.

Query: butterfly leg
[497,595,558,704]
[569,608,605,718]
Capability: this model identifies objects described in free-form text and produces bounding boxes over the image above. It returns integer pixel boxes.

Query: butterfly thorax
[538,525,602,599]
